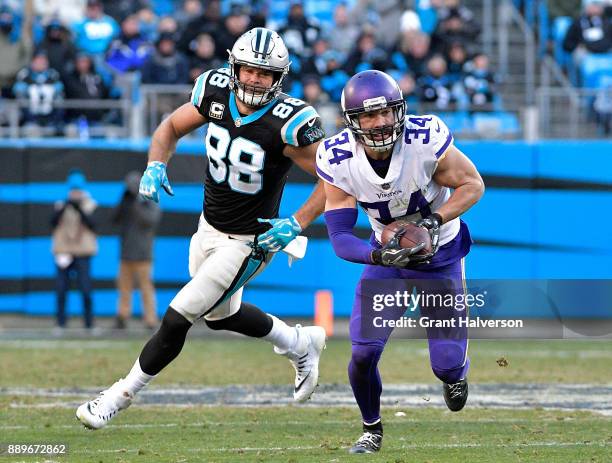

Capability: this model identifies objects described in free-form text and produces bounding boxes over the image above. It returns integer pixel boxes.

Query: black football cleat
[443,378,468,412]
[349,431,383,454]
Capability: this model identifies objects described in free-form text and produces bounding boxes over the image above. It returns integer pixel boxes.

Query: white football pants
[170,214,272,323]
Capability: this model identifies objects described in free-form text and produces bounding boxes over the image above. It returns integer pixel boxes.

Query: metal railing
[0,90,525,141]
[0,98,131,138]
[1,83,606,140]
[537,86,611,138]
[497,0,537,106]
[139,84,192,138]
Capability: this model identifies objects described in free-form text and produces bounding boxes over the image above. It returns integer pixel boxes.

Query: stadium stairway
[464,0,533,111]
[464,0,604,139]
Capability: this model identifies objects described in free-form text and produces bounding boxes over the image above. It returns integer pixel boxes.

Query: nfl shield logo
[381,183,391,190]
[234,117,242,127]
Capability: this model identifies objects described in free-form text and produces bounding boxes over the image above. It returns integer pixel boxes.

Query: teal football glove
[139,161,174,203]
[257,216,302,252]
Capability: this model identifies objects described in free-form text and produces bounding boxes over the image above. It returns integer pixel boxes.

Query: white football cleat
[276,325,326,403]
[76,380,133,430]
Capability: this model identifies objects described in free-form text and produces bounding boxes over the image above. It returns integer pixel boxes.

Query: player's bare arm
[148,103,208,164]
[431,145,485,224]
[139,103,208,203]
[283,142,327,229]
[323,180,356,211]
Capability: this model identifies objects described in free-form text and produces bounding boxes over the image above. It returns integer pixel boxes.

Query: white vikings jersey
[316,114,460,246]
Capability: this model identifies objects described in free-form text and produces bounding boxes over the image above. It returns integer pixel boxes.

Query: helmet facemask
[344,99,406,152]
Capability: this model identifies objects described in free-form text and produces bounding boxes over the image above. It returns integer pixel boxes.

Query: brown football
[380,221,432,255]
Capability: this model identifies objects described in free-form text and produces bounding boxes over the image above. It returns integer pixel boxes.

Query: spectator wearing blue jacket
[72,0,119,56]
[106,14,152,74]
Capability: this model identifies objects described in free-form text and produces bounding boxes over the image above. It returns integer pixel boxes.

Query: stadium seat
[436,112,472,135]
[472,111,521,136]
[580,53,612,89]
[552,16,573,70]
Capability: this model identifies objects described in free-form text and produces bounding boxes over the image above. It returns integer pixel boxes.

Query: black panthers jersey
[190,67,325,234]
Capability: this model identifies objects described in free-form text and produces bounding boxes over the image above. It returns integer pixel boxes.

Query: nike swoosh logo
[307,118,316,127]
[294,370,312,393]
[278,232,293,237]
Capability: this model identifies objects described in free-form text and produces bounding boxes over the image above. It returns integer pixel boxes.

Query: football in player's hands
[381,221,432,255]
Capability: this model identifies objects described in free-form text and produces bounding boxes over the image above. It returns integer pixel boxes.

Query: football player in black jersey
[77,28,327,430]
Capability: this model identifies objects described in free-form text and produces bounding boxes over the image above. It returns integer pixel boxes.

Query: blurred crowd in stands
[554,0,612,134]
[0,0,502,136]
[0,0,609,136]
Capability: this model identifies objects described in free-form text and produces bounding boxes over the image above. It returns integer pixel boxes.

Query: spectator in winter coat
[51,169,98,330]
[141,32,189,84]
[113,171,162,330]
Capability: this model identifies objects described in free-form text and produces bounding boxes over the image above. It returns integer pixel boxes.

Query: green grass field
[1,338,611,462]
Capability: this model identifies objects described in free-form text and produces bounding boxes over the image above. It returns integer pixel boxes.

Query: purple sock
[348,344,384,424]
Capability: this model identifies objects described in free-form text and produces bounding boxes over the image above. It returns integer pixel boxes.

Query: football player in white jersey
[76,28,327,430]
[316,70,484,454]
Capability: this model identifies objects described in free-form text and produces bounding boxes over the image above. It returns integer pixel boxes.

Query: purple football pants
[348,258,470,424]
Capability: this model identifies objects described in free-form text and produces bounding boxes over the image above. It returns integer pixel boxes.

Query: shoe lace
[295,352,309,379]
[293,325,310,379]
[448,382,464,398]
[90,391,119,421]
[356,432,381,449]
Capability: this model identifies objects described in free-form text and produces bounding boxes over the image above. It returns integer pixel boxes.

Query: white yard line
[2,340,611,358]
[65,440,610,454]
[0,340,126,349]
[1,415,591,431]
[2,383,612,416]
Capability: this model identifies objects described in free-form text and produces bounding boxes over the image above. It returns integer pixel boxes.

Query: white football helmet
[228,27,290,107]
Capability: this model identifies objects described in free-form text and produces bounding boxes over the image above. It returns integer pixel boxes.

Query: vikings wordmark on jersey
[316,115,459,246]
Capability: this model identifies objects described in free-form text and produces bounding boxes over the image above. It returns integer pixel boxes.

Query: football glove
[139,161,174,203]
[256,216,302,252]
[409,212,443,265]
[371,228,427,268]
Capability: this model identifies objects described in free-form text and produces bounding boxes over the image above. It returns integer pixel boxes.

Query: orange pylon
[314,290,334,337]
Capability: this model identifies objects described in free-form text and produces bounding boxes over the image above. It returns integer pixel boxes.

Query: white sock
[264,315,298,352]
[122,359,155,396]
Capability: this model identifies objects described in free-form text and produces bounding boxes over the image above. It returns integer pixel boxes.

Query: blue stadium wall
[1,139,611,319]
